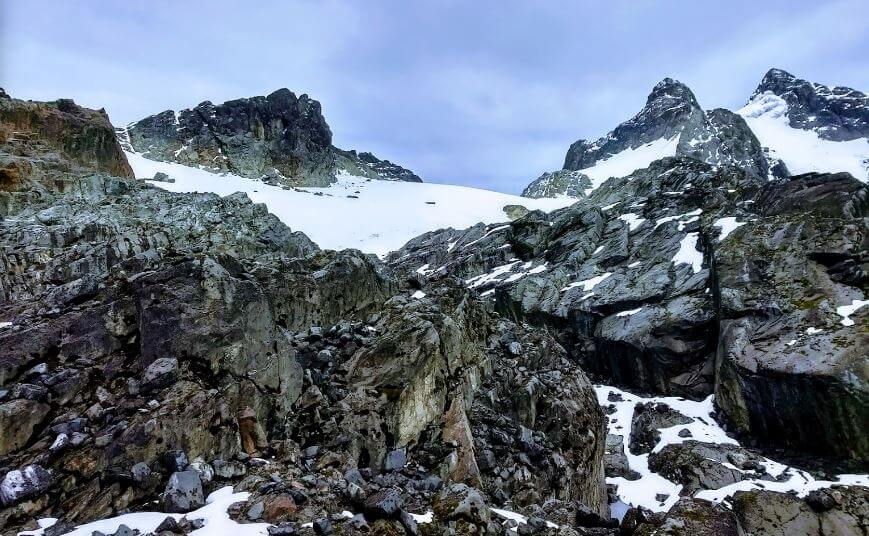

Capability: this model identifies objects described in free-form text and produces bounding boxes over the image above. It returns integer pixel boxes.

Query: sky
[2,1,867,193]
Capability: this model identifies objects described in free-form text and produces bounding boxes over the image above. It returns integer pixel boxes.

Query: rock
[154,516,180,533]
[313,518,333,535]
[141,357,180,392]
[641,498,739,535]
[262,494,298,522]
[628,403,692,455]
[152,172,175,183]
[237,407,269,455]
[130,462,151,485]
[647,441,766,494]
[212,459,246,479]
[364,488,404,519]
[730,487,869,536]
[433,484,490,525]
[383,448,407,472]
[247,500,265,520]
[162,470,205,513]
[0,399,50,455]
[125,89,423,187]
[0,465,53,506]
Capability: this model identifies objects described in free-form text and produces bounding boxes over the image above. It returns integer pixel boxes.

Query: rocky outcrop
[123,88,422,187]
[522,170,591,199]
[391,159,868,465]
[752,68,869,141]
[714,172,869,462]
[0,90,133,215]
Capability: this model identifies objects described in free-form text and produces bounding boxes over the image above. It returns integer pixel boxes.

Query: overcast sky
[3,1,867,193]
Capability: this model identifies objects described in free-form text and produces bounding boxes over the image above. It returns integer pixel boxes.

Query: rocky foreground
[0,84,868,536]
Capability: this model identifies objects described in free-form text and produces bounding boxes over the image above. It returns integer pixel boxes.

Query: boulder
[162,470,205,513]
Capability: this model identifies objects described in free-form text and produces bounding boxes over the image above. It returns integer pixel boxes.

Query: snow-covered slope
[739,92,869,181]
[576,136,680,195]
[126,152,576,257]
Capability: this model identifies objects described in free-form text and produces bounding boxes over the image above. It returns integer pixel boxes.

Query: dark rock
[364,488,404,519]
[312,518,333,535]
[141,357,180,392]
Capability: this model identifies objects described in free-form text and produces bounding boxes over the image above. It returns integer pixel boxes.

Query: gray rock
[0,465,53,506]
[141,357,180,392]
[383,448,407,472]
[162,470,205,513]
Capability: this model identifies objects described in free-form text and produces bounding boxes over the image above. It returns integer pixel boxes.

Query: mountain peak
[646,77,700,110]
[749,68,868,142]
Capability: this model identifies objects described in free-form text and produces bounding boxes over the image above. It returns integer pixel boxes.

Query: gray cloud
[3,0,867,193]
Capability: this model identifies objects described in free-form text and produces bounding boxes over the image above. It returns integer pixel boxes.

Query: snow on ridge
[125,152,577,258]
[738,92,869,182]
[579,135,681,195]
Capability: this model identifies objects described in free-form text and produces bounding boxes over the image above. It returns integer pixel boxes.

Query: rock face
[122,88,422,186]
[714,171,869,462]
[522,78,772,198]
[0,90,133,215]
[522,170,591,199]
[0,91,609,533]
[391,155,868,464]
[753,68,869,141]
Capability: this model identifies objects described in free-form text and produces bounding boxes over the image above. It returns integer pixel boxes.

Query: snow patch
[672,233,703,273]
[713,217,746,241]
[126,152,576,257]
[578,136,681,194]
[836,299,868,327]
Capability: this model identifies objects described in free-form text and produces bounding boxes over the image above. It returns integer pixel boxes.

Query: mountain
[2,81,868,536]
[523,78,770,198]
[120,88,423,187]
[524,69,868,198]
[738,68,869,181]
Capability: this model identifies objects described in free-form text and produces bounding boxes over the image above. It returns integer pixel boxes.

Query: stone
[0,465,53,506]
[383,448,407,472]
[0,399,50,456]
[433,484,490,526]
[364,488,404,519]
[162,470,205,513]
[141,357,180,392]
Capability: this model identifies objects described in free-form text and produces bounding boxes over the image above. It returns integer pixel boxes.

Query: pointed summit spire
[645,78,701,110]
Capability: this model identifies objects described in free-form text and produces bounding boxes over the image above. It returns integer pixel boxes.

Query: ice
[671,233,703,273]
[125,152,577,258]
[836,299,868,327]
[739,93,869,182]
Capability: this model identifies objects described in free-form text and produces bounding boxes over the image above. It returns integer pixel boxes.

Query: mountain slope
[121,88,423,187]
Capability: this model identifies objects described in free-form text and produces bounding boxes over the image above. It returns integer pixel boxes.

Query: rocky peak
[750,68,868,141]
[124,88,423,187]
[525,78,770,199]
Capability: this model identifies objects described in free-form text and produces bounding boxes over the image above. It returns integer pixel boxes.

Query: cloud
[3,0,867,193]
